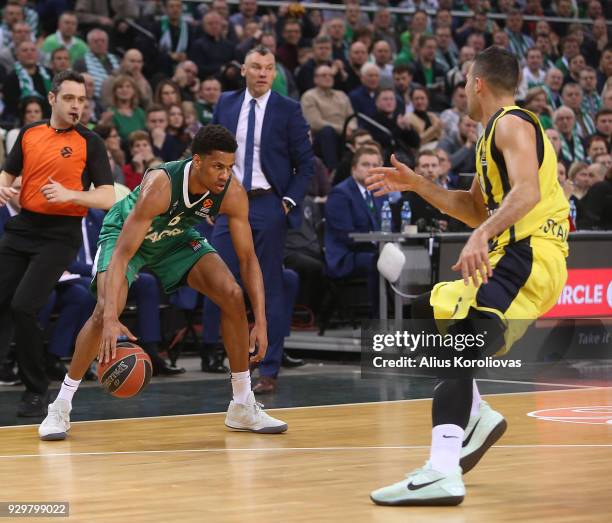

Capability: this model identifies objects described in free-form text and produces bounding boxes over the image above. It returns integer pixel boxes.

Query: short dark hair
[595,108,612,121]
[473,46,519,94]
[393,63,413,76]
[18,96,44,122]
[50,69,85,95]
[92,123,116,140]
[146,104,166,117]
[51,46,69,60]
[128,130,151,149]
[192,125,237,156]
[245,45,272,60]
[416,149,439,165]
[349,128,373,145]
[352,146,382,167]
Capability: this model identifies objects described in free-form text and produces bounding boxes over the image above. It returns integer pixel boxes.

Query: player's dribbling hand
[452,229,492,287]
[0,186,18,206]
[365,154,419,196]
[99,317,137,364]
[248,322,268,364]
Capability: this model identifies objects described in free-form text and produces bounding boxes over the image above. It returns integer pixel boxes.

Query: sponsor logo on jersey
[60,146,73,158]
[145,228,183,243]
[203,199,213,209]
[190,239,202,252]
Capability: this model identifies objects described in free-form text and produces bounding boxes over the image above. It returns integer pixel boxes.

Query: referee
[0,70,115,417]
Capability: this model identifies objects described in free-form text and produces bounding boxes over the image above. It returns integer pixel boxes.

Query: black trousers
[0,230,79,394]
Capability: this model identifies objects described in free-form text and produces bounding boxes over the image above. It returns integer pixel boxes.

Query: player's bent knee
[221,283,245,312]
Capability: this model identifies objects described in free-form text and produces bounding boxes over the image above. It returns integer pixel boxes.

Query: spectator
[372,9,396,51]
[147,0,195,78]
[578,165,612,230]
[435,26,458,73]
[229,0,260,40]
[586,135,608,164]
[190,10,236,79]
[325,146,386,316]
[92,124,125,183]
[564,53,586,84]
[195,77,221,125]
[561,82,595,139]
[301,64,355,170]
[0,1,24,48]
[580,67,601,117]
[74,29,119,100]
[343,41,369,93]
[524,87,553,130]
[101,49,153,110]
[567,161,592,200]
[122,130,160,190]
[154,79,182,109]
[332,129,375,186]
[596,46,612,92]
[406,87,443,148]
[145,104,185,162]
[594,152,612,172]
[592,108,612,150]
[172,60,200,102]
[325,17,348,63]
[543,67,564,110]
[438,114,478,174]
[40,12,88,66]
[554,106,585,164]
[545,127,563,158]
[555,35,580,77]
[371,40,394,89]
[412,35,448,112]
[4,97,44,154]
[435,147,458,189]
[260,32,299,100]
[518,48,546,99]
[296,35,336,94]
[166,103,191,154]
[367,88,420,165]
[492,29,510,51]
[181,101,203,138]
[446,46,475,96]
[466,32,486,54]
[0,21,31,73]
[276,18,303,74]
[397,9,430,65]
[49,47,70,76]
[81,72,102,123]
[395,150,449,233]
[106,75,146,141]
[2,41,52,122]
[535,32,557,70]
[349,63,381,121]
[393,64,417,112]
[440,82,467,140]
[505,9,534,61]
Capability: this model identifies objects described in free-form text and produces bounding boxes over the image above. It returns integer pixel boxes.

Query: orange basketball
[97,342,152,398]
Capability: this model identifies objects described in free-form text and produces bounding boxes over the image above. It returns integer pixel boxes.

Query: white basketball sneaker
[460,400,507,473]
[39,398,71,441]
[225,392,288,434]
[370,461,465,506]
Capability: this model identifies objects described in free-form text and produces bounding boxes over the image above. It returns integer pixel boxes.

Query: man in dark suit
[324,146,387,315]
[203,45,314,393]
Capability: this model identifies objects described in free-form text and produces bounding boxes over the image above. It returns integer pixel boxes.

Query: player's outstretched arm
[100,170,171,362]
[366,154,488,228]
[451,115,541,287]
[0,171,18,206]
[221,183,268,360]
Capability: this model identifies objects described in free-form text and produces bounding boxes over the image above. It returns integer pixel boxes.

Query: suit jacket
[348,85,377,120]
[324,176,386,278]
[212,89,314,228]
[67,208,105,277]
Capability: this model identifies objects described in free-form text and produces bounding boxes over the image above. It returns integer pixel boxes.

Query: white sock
[429,424,464,474]
[56,375,81,404]
[471,380,481,417]
[231,371,251,405]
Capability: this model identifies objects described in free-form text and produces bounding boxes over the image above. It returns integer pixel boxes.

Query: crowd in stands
[0,0,611,385]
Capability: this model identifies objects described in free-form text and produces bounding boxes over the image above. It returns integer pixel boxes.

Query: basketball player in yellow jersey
[365,47,569,506]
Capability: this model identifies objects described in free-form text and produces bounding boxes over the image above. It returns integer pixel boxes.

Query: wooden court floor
[0,387,610,522]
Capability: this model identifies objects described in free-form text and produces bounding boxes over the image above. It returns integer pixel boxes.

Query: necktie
[243,98,257,191]
[365,191,375,214]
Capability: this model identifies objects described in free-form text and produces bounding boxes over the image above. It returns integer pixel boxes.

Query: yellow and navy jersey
[475,106,569,256]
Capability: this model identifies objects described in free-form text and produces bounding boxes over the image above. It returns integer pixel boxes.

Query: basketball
[97,342,152,398]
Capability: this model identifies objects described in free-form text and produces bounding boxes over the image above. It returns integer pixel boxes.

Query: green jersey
[99,157,230,255]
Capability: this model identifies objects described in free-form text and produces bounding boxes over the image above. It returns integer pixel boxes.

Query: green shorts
[92,231,216,295]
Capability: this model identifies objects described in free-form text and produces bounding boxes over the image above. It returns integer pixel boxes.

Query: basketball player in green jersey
[39,125,288,440]
[366,47,569,505]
